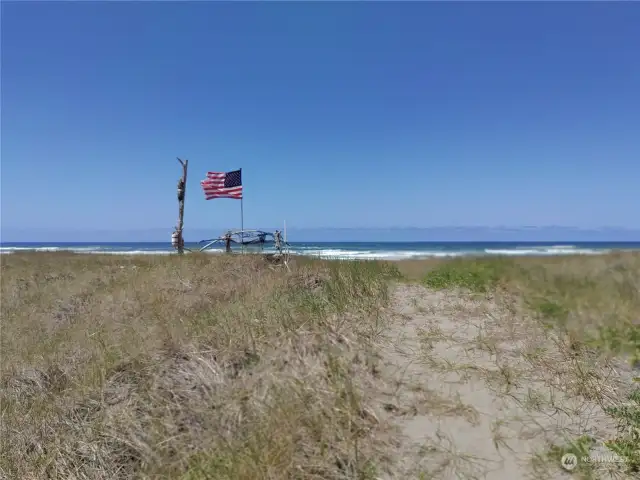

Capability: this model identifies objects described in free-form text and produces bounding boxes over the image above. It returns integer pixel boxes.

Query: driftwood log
[175,158,188,254]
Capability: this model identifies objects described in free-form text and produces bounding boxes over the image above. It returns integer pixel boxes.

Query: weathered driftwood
[174,158,188,254]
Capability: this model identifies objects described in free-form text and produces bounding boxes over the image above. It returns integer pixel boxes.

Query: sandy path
[376,284,631,479]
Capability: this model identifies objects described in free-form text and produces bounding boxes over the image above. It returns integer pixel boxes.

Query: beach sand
[376,283,634,479]
[1,252,638,479]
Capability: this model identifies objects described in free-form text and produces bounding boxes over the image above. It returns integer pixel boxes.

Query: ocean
[1,241,639,260]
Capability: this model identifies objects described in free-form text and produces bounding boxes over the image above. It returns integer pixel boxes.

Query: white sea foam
[0,246,106,253]
[0,246,173,255]
[89,250,174,255]
[1,246,65,252]
[289,249,467,260]
[484,247,606,256]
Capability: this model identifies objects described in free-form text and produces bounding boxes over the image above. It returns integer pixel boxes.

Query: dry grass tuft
[1,252,401,479]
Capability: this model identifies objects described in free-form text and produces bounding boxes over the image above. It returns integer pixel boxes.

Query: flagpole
[283,219,290,271]
[240,168,244,255]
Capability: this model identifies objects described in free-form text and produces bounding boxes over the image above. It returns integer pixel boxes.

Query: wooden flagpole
[175,158,188,255]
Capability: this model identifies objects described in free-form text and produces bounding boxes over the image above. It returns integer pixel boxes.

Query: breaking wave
[288,248,464,260]
[483,245,607,256]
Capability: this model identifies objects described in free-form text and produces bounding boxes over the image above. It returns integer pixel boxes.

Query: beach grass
[1,251,639,478]
[397,252,640,363]
[1,252,401,479]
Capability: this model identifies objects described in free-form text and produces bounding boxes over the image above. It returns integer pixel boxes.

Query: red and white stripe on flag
[200,170,243,200]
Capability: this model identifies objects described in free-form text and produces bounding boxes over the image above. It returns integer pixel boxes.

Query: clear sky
[2,1,639,241]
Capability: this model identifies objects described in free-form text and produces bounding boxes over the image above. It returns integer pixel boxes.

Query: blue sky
[2,1,639,241]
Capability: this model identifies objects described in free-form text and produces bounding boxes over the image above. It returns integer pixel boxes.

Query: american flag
[201,169,243,200]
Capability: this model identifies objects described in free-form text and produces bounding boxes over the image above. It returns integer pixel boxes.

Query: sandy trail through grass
[377,282,635,479]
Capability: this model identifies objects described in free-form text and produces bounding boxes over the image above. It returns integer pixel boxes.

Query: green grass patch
[589,325,640,366]
[528,298,570,324]
[422,257,514,293]
[604,388,640,473]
